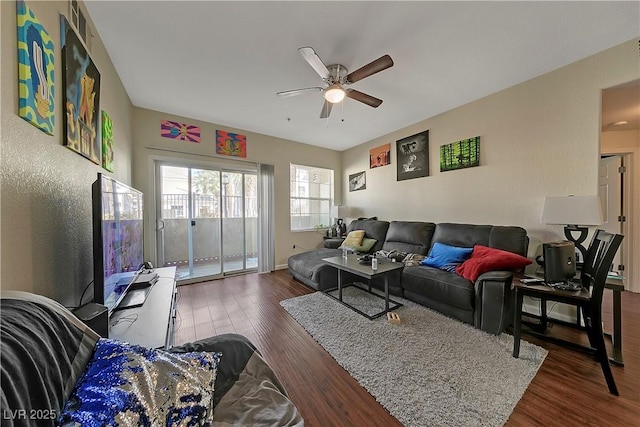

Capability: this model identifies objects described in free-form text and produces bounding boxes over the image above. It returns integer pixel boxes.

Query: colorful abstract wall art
[440,136,480,172]
[61,15,101,165]
[396,130,429,181]
[216,130,247,158]
[17,0,55,135]
[160,120,201,143]
[370,143,391,168]
[101,110,114,172]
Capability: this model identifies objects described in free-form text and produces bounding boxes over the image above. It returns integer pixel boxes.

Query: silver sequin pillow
[58,338,221,426]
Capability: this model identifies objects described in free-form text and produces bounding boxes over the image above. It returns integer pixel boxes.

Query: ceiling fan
[277,47,394,118]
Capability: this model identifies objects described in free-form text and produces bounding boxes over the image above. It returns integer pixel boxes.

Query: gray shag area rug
[280,286,547,427]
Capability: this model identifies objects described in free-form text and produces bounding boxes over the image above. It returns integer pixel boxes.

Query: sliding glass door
[156,163,257,283]
[221,171,258,273]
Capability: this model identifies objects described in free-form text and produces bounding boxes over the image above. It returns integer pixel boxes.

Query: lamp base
[564,225,588,265]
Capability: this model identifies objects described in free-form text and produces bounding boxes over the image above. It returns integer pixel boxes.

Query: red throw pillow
[455,245,532,282]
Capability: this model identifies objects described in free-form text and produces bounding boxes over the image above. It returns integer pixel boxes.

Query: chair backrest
[581,230,603,282]
[581,229,623,307]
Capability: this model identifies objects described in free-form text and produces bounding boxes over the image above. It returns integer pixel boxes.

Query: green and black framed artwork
[440,136,480,172]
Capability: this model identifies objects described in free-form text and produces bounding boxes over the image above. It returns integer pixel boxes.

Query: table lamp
[331,205,350,236]
[541,195,603,264]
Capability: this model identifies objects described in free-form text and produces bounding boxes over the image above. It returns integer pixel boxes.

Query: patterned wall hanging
[216,130,247,158]
[61,15,101,165]
[17,0,55,135]
[160,119,201,142]
[440,136,480,172]
[370,143,390,168]
[396,130,429,181]
[101,110,114,172]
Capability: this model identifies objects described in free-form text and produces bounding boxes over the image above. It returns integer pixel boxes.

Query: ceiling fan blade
[320,100,333,118]
[299,46,330,79]
[346,89,383,108]
[276,87,323,97]
[346,54,394,84]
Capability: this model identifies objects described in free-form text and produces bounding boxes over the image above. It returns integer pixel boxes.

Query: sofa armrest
[473,270,514,335]
[476,270,513,282]
[324,238,345,249]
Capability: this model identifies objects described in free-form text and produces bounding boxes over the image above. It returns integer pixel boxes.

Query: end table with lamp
[331,205,350,237]
[512,230,624,395]
[541,195,603,265]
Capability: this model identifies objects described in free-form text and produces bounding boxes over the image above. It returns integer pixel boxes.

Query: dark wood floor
[174,270,640,426]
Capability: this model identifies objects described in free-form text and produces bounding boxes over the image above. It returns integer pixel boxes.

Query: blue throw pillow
[421,242,474,272]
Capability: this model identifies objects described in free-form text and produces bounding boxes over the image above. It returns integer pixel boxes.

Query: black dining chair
[512,229,624,395]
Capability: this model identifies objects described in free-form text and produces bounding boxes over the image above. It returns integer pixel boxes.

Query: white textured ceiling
[84,1,640,151]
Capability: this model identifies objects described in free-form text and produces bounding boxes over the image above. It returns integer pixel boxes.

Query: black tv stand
[131,271,159,288]
[115,285,154,311]
[113,271,159,311]
[109,267,177,349]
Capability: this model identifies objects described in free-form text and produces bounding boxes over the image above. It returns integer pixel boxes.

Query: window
[290,164,333,231]
[69,0,92,51]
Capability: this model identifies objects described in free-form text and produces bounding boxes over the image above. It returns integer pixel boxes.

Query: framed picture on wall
[396,130,429,181]
[161,119,201,143]
[61,15,101,165]
[440,136,480,172]
[17,0,55,135]
[349,171,366,192]
[101,110,114,172]
[370,143,391,168]
[216,130,247,158]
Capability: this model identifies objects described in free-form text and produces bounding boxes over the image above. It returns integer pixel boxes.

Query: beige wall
[0,1,133,305]
[131,108,341,270]
[343,38,639,292]
[602,130,639,151]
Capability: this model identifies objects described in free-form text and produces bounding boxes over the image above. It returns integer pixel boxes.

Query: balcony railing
[161,194,257,219]
[160,195,259,267]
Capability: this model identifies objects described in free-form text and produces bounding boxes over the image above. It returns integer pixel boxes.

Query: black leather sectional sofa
[287,219,529,334]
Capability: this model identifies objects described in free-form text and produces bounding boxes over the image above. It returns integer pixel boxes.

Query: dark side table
[513,275,624,366]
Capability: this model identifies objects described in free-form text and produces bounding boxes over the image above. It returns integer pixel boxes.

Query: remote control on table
[520,278,544,284]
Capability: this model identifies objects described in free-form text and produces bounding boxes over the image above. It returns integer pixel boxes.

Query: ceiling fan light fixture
[324,84,346,104]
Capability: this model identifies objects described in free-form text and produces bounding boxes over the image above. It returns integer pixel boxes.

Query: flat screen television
[543,240,577,284]
[92,173,145,315]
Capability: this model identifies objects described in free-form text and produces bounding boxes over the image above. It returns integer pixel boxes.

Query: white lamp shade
[331,205,349,218]
[541,195,603,226]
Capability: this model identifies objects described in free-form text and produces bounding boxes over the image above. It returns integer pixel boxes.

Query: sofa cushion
[288,248,360,291]
[341,237,377,253]
[401,266,475,311]
[342,230,365,247]
[456,245,532,282]
[382,221,435,255]
[430,223,492,251]
[421,242,473,272]
[288,249,339,290]
[347,220,390,252]
[431,223,529,257]
[488,226,529,256]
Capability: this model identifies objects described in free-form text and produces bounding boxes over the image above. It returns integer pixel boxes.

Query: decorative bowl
[357,255,372,265]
